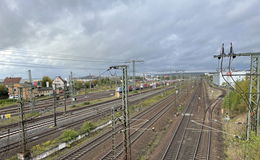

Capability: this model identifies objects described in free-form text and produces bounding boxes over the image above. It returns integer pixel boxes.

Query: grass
[223,114,260,160]
[129,88,176,115]
[31,121,95,157]
[32,87,177,159]
[0,111,41,126]
[0,96,117,126]
[6,85,180,160]
[0,99,17,108]
[78,85,114,95]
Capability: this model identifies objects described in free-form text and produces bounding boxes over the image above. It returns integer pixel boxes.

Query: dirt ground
[146,82,225,160]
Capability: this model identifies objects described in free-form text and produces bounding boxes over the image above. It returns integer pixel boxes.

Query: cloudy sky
[0,0,260,79]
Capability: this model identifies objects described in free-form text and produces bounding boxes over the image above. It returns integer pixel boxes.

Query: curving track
[58,90,178,160]
[161,80,223,160]
[57,81,195,160]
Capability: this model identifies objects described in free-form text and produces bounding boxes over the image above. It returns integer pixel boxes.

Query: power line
[214,43,260,140]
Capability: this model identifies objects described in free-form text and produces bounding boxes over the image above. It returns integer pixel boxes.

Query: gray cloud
[0,0,260,79]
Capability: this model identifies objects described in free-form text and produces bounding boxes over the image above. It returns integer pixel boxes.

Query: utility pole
[28,70,34,112]
[126,60,144,90]
[64,85,67,114]
[69,72,75,105]
[84,83,87,96]
[108,65,131,160]
[53,84,57,127]
[17,88,31,160]
[111,106,116,159]
[214,43,260,139]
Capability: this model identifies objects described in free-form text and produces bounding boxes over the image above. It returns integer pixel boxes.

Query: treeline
[222,80,248,115]
[74,77,120,90]
[0,84,8,99]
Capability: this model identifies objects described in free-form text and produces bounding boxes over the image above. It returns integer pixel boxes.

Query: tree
[42,76,52,87]
[74,81,83,90]
[223,79,249,115]
[0,84,8,99]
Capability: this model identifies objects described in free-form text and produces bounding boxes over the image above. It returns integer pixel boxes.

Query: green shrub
[80,121,94,134]
[83,102,90,105]
[59,129,78,142]
[0,99,17,105]
[222,80,249,115]
[239,133,260,160]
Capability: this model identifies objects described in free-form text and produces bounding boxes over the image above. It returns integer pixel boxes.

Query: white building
[213,71,248,86]
[52,76,67,89]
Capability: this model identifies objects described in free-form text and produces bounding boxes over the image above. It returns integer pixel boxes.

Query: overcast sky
[0,0,260,79]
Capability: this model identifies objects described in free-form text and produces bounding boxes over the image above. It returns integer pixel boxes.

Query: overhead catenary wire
[227,44,250,106]
[219,44,250,108]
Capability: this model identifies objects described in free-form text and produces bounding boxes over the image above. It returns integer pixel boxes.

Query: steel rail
[160,81,201,160]
[0,87,173,158]
[58,88,180,160]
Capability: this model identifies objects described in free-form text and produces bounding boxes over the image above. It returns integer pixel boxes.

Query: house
[3,77,23,99]
[7,83,31,100]
[3,77,22,87]
[52,76,67,90]
[34,87,53,97]
[213,71,248,86]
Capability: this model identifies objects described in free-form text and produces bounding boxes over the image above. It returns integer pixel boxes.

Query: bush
[83,102,90,105]
[80,121,94,134]
[0,99,17,106]
[240,133,260,159]
[59,129,78,142]
[222,80,248,115]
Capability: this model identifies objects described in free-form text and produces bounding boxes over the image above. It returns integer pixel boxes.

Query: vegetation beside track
[220,79,260,160]
[0,95,116,126]
[31,121,95,157]
[223,114,260,160]
[40,86,178,159]
[0,99,17,108]
[222,80,248,116]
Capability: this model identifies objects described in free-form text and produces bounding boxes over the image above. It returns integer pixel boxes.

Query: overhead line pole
[53,84,57,127]
[108,65,131,160]
[69,72,75,105]
[17,87,31,160]
[28,70,34,112]
[213,43,260,139]
[126,60,144,90]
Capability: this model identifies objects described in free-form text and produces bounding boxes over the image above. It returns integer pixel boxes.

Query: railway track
[0,87,162,131]
[161,80,224,160]
[0,90,114,116]
[192,82,224,160]
[0,86,175,159]
[161,81,201,160]
[58,83,191,160]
